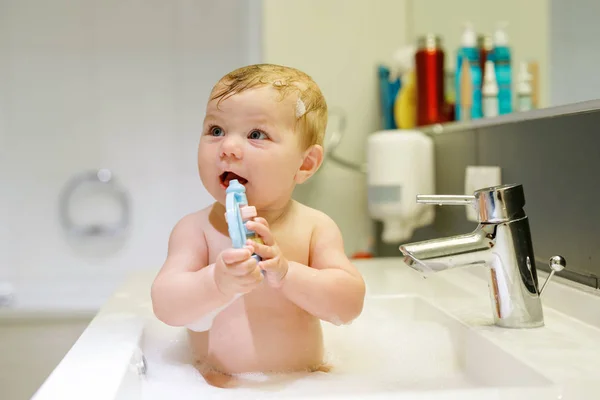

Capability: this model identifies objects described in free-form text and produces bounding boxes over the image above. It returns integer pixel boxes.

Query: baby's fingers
[245,220,274,246]
[238,266,264,284]
[258,257,280,273]
[259,258,288,285]
[229,256,259,276]
[221,247,253,264]
[247,239,277,259]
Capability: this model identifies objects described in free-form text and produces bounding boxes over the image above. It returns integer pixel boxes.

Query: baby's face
[198,85,306,209]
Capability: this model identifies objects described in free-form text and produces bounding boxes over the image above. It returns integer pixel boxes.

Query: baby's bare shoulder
[293,202,353,272]
[156,204,216,275]
[292,201,339,232]
[169,204,213,247]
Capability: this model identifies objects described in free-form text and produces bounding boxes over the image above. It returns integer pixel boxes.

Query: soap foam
[138,301,478,399]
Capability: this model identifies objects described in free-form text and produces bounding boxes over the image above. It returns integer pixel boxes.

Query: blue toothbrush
[225,179,263,266]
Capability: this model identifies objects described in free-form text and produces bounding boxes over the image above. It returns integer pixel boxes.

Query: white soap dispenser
[366,129,435,243]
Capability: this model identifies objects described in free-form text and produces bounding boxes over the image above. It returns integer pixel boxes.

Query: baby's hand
[245,218,289,288]
[214,246,264,297]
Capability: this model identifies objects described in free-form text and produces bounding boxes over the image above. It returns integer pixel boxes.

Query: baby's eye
[248,130,268,140]
[209,126,224,137]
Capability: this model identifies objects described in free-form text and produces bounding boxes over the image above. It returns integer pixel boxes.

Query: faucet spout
[401,217,545,328]
[399,226,494,274]
[398,184,567,329]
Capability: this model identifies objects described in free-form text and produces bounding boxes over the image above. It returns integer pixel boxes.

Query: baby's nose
[220,136,243,159]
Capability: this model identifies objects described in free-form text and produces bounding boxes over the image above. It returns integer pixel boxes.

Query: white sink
[322,296,551,391]
[33,258,600,400]
[138,295,551,399]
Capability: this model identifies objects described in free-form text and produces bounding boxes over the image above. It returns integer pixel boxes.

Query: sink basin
[39,260,599,400]
[139,296,551,399]
[321,296,547,389]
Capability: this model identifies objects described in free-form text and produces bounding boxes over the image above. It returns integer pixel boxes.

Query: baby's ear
[295,144,323,184]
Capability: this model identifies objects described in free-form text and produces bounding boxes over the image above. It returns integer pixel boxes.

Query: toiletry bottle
[482,60,499,117]
[392,45,417,128]
[395,69,417,128]
[458,57,473,121]
[415,34,445,126]
[378,65,401,129]
[477,34,493,88]
[516,62,533,112]
[492,23,512,114]
[455,23,482,120]
[528,61,540,109]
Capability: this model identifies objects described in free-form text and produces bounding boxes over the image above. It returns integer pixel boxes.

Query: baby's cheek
[255,157,298,190]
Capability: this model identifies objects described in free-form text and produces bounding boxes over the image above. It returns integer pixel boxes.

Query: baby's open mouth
[220,171,248,187]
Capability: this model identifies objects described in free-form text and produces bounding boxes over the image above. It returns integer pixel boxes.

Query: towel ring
[323,108,366,174]
[59,169,130,237]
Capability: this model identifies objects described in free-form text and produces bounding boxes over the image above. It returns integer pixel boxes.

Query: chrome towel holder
[59,169,130,238]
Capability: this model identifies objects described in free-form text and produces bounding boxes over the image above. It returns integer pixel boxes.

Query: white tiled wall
[0,0,260,310]
[1,0,561,312]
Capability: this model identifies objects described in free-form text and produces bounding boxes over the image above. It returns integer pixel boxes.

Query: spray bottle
[455,22,482,120]
[516,62,533,112]
[482,60,499,118]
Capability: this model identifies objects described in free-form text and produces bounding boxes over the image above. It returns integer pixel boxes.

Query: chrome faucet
[399,184,566,328]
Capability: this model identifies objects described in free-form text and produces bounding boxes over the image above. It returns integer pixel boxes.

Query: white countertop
[33,257,600,400]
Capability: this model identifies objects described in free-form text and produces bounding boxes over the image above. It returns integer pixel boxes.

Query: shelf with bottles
[377,22,540,132]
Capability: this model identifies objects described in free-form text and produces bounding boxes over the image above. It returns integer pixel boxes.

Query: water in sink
[139,296,547,399]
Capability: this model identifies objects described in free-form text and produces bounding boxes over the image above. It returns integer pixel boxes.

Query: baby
[150,64,366,383]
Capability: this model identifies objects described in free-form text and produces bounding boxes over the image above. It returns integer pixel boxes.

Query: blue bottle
[455,23,482,120]
[492,25,512,114]
[377,65,401,129]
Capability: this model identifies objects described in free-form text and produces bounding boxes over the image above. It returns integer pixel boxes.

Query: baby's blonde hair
[210,64,328,149]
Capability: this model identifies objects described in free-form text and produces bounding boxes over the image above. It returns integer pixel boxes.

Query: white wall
[262,0,410,255]
[0,0,260,310]
[0,0,564,313]
[262,0,549,255]
[409,0,550,108]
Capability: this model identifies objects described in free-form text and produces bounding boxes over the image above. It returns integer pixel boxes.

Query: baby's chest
[206,227,311,265]
[277,234,310,265]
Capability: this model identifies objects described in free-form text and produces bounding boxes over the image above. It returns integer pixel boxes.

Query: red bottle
[478,34,493,88]
[415,34,446,126]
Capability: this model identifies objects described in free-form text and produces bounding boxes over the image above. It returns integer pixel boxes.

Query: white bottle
[516,62,533,112]
[482,60,499,117]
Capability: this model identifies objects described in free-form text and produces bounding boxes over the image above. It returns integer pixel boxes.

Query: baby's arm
[280,214,366,324]
[150,213,232,327]
[247,213,365,325]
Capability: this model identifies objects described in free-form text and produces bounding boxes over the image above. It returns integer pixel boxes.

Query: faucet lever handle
[416,195,476,206]
[539,255,567,296]
[418,184,526,223]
